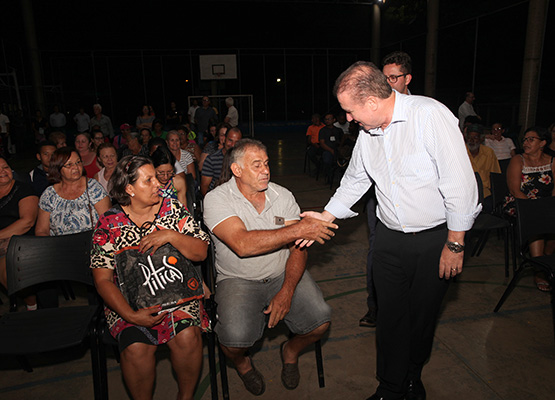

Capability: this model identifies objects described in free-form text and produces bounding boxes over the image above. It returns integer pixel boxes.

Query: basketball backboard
[199,55,237,80]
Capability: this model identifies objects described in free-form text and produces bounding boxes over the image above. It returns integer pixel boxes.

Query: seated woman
[36,147,111,307]
[91,155,209,400]
[167,130,196,179]
[75,132,101,178]
[151,146,187,207]
[94,143,118,193]
[504,126,555,291]
[0,156,39,310]
[36,147,111,237]
[49,131,67,149]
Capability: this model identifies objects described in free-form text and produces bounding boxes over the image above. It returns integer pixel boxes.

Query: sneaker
[359,308,377,327]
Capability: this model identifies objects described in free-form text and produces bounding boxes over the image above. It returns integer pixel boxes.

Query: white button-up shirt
[325,92,481,233]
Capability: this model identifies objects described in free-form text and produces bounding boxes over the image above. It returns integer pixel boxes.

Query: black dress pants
[373,221,450,399]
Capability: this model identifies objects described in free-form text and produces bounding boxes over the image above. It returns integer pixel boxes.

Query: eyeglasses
[386,73,407,83]
[63,160,83,169]
[522,137,541,143]
[492,127,503,131]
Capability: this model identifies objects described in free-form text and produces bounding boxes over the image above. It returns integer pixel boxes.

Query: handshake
[294,210,338,248]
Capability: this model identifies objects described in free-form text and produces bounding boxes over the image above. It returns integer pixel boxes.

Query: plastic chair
[490,172,517,274]
[493,197,555,345]
[0,231,105,399]
[469,173,512,277]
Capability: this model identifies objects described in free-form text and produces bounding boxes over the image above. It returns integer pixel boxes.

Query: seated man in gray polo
[203,138,335,396]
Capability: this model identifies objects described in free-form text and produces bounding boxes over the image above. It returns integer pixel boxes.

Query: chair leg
[16,355,32,372]
[217,343,230,400]
[90,324,108,400]
[503,228,509,278]
[475,230,490,257]
[494,263,526,312]
[206,332,219,400]
[314,339,325,388]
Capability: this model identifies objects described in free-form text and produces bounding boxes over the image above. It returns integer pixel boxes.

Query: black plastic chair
[490,172,518,274]
[493,197,555,344]
[469,173,512,277]
[0,231,105,399]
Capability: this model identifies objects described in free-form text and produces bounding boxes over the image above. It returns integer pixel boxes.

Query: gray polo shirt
[203,176,300,282]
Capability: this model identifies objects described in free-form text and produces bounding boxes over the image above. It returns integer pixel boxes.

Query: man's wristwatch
[446,241,465,253]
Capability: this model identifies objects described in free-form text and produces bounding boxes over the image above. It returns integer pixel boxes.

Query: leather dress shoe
[405,379,426,400]
[359,308,377,327]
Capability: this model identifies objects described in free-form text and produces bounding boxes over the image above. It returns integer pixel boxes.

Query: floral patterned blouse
[503,155,553,216]
[39,178,107,236]
[91,197,210,341]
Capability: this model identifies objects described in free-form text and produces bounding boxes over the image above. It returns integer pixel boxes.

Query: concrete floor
[1,131,554,399]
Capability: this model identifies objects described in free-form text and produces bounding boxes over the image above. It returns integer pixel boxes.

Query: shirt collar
[228,176,279,213]
[367,90,407,136]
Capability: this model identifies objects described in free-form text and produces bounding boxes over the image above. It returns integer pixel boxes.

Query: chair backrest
[490,172,508,213]
[185,172,197,217]
[474,172,484,205]
[515,197,555,253]
[6,230,94,296]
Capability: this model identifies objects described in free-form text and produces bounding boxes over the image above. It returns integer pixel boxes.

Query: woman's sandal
[535,279,552,292]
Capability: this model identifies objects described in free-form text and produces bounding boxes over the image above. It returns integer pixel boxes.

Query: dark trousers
[365,188,378,310]
[373,222,450,399]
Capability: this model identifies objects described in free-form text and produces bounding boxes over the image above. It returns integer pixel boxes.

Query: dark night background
[1,0,553,134]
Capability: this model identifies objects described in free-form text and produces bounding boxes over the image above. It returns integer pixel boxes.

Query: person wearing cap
[113,123,131,150]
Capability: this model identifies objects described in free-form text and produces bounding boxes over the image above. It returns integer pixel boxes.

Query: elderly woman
[75,132,101,178]
[152,146,187,206]
[91,155,209,400]
[119,130,149,159]
[94,143,118,193]
[0,156,39,310]
[167,130,196,179]
[36,147,111,237]
[504,126,555,291]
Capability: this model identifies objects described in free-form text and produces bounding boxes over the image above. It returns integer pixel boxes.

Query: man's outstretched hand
[295,210,337,248]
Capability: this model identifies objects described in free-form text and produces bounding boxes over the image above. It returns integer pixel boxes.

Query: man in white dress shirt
[301,61,480,400]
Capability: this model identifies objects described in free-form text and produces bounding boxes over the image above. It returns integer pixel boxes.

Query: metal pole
[518,0,549,134]
[471,17,479,93]
[283,50,287,121]
[21,0,45,114]
[424,0,439,98]
[371,4,381,65]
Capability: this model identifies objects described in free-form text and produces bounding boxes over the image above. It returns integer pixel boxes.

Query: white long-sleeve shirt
[325,93,481,233]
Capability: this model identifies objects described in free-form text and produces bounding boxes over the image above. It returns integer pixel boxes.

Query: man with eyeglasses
[382,51,412,95]
[359,51,414,329]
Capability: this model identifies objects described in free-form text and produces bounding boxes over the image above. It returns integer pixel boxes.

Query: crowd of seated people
[0,100,247,397]
[304,111,359,178]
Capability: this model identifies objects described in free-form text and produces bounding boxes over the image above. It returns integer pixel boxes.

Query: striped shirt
[325,92,481,233]
[202,149,225,191]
